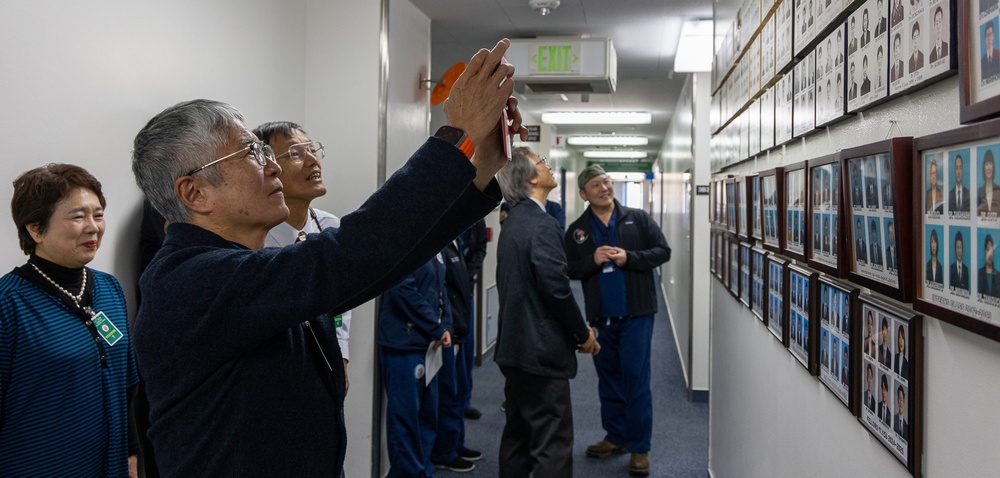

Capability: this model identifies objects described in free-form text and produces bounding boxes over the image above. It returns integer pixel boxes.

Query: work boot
[629,452,650,476]
[585,440,627,458]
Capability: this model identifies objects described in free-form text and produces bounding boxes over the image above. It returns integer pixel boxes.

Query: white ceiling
[410,0,715,163]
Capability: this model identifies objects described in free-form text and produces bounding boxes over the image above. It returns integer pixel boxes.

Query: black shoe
[434,457,476,472]
[464,407,482,419]
[458,448,482,461]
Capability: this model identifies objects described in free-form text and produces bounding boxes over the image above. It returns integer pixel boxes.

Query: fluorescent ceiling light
[608,172,649,181]
[583,150,647,159]
[568,135,649,146]
[674,19,718,73]
[541,111,651,124]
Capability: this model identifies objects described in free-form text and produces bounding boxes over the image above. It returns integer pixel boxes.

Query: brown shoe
[629,453,650,476]
[585,440,627,458]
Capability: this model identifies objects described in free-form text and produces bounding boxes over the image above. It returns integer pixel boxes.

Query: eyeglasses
[275,141,325,162]
[534,155,548,167]
[186,141,276,176]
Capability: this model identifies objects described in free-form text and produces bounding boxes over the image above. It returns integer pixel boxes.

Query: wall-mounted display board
[843,138,915,302]
[888,0,956,97]
[730,234,742,298]
[787,264,818,373]
[816,24,850,126]
[760,89,776,151]
[762,14,778,83]
[761,167,787,253]
[751,174,765,240]
[808,154,845,276]
[767,254,790,344]
[793,50,818,137]
[741,241,753,306]
[784,161,810,261]
[913,118,1000,342]
[960,0,1000,123]
[858,294,923,477]
[752,247,771,321]
[775,74,796,144]
[776,0,796,72]
[739,176,750,239]
[795,0,820,56]
[819,276,859,412]
[848,0,891,111]
[741,0,764,52]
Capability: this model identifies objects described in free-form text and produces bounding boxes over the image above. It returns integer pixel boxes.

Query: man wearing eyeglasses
[564,164,671,477]
[256,121,353,397]
[130,39,525,478]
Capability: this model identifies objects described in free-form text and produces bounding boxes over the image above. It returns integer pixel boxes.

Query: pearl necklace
[30,262,87,304]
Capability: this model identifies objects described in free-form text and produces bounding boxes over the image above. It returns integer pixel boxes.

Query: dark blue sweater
[134,138,500,477]
[378,254,451,352]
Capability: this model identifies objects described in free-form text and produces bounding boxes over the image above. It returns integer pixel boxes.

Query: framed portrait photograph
[913,118,1000,342]
[848,0,891,112]
[775,74,795,145]
[767,254,790,345]
[762,13,778,85]
[722,233,731,285]
[711,229,718,276]
[726,177,739,233]
[761,167,787,253]
[843,138,915,302]
[751,174,765,240]
[749,100,762,158]
[794,0,819,57]
[729,234,742,298]
[741,241,753,306]
[716,230,726,281]
[717,177,728,226]
[735,177,750,239]
[858,294,922,477]
[760,89,776,151]
[784,161,810,261]
[889,0,956,97]
[787,264,818,373]
[816,24,850,127]
[748,37,763,100]
[776,0,796,72]
[808,153,845,276]
[793,50,817,137]
[960,0,1000,123]
[752,246,771,321]
[819,276,859,412]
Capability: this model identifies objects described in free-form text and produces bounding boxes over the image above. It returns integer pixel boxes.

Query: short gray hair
[132,99,245,224]
[496,146,538,207]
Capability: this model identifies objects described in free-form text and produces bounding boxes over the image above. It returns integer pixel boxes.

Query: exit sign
[528,42,581,74]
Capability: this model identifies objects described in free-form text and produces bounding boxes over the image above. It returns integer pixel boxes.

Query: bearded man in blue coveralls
[564,164,671,477]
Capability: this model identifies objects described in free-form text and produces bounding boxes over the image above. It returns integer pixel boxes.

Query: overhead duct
[506,37,617,94]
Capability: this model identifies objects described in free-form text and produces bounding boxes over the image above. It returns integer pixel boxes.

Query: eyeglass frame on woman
[534,155,548,166]
[274,141,325,162]
[185,141,276,176]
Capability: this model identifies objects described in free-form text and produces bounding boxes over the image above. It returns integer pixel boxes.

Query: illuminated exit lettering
[529,42,581,74]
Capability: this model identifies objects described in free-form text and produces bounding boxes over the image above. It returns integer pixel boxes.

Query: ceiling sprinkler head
[529,0,560,16]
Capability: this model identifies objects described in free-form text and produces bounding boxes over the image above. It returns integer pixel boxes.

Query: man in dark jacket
[129,38,526,478]
[564,164,671,477]
[495,147,599,478]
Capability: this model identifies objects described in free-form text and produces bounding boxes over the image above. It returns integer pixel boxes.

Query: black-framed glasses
[186,141,276,176]
[275,141,325,162]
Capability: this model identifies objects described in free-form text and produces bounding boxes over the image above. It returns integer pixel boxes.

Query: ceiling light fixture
[568,135,649,146]
[528,0,560,16]
[674,19,718,72]
[541,111,652,124]
[583,150,648,159]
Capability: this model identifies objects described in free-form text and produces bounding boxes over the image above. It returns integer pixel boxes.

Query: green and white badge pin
[91,311,123,346]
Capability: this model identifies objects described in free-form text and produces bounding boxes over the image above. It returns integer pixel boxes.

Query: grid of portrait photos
[727,179,738,233]
[819,280,853,406]
[776,0,795,72]
[768,256,787,339]
[752,247,769,320]
[795,0,819,55]
[718,233,727,280]
[815,24,847,126]
[762,173,782,248]
[859,300,912,465]
[810,162,841,268]
[749,100,762,157]
[787,267,813,368]
[741,242,753,306]
[775,74,795,144]
[888,0,952,95]
[971,0,1000,104]
[730,238,741,296]
[793,51,817,137]
[848,154,899,287]
[847,0,890,111]
[786,168,808,255]
[762,14,777,82]
[738,178,748,237]
[711,231,717,274]
[760,90,776,151]
[752,175,764,239]
[748,38,762,100]
[920,139,1000,327]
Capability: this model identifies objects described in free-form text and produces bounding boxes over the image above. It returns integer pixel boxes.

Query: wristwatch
[434,125,475,160]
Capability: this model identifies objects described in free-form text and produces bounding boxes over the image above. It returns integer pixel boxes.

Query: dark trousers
[498,365,574,478]
[431,346,462,463]
[594,314,654,453]
[381,348,437,478]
